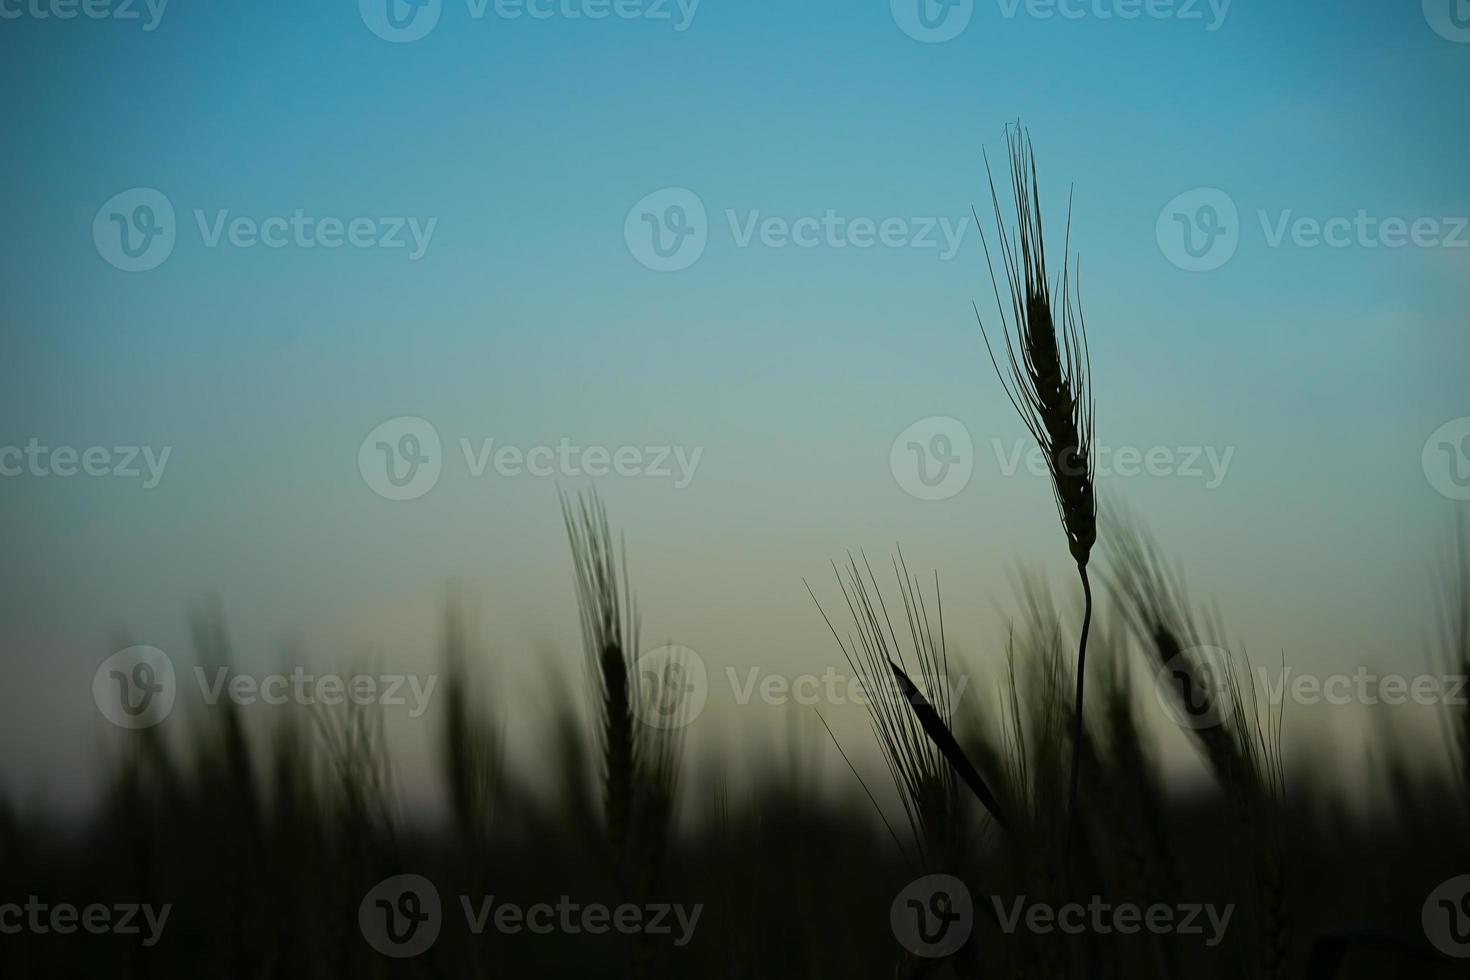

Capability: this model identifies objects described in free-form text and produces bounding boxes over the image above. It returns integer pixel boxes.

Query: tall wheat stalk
[974,124,1097,839]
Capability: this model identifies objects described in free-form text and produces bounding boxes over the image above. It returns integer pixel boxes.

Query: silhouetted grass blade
[888,658,1009,833]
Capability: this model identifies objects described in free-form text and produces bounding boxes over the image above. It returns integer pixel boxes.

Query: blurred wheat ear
[560,488,684,902]
[1105,503,1292,977]
[439,595,502,847]
[1436,511,1470,790]
[560,487,640,856]
[974,122,1096,842]
[561,488,687,980]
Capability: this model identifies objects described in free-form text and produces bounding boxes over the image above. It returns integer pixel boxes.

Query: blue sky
[1,0,1468,806]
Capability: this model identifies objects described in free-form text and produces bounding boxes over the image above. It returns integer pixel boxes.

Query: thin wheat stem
[1066,562,1092,853]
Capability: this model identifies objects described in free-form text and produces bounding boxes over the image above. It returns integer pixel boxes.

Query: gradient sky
[2,0,1468,812]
